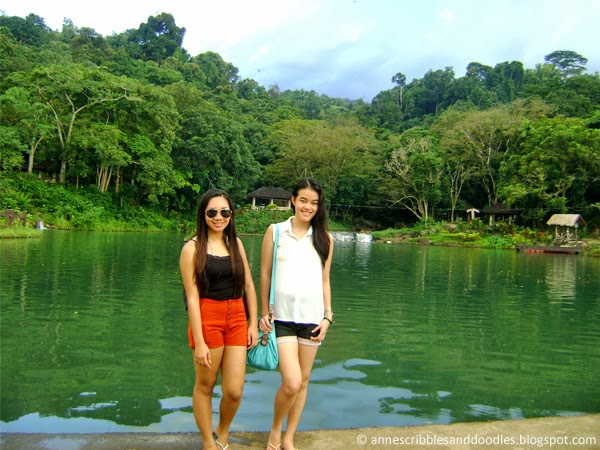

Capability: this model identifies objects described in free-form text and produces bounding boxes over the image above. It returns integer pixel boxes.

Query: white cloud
[440,8,456,23]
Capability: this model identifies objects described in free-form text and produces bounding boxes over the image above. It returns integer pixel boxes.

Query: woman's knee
[194,376,217,396]
[281,377,302,396]
[222,386,243,404]
[299,376,310,391]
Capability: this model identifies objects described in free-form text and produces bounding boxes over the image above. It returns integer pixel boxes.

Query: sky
[2,0,599,101]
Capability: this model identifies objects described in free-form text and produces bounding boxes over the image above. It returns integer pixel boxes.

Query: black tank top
[200,254,235,300]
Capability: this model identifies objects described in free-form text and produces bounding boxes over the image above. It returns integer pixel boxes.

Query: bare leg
[282,344,318,450]
[192,347,223,450]
[213,345,247,446]
[266,342,318,450]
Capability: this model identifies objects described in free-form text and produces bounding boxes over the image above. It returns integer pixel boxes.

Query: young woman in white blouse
[259,178,334,450]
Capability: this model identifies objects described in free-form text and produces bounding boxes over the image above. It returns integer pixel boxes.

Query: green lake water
[1,231,599,433]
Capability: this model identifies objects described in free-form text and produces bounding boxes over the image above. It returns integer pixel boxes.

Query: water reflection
[545,256,577,301]
[1,233,599,433]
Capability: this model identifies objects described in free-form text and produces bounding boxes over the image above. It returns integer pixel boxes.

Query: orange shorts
[188,298,247,349]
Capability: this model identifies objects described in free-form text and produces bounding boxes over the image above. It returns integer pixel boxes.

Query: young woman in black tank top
[180,189,258,450]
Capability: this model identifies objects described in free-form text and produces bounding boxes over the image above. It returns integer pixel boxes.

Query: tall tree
[72,122,128,192]
[0,13,52,46]
[421,67,455,115]
[266,118,380,201]
[0,86,53,174]
[126,13,185,64]
[190,51,240,91]
[14,64,139,183]
[391,72,407,109]
[499,117,600,221]
[544,50,588,81]
[433,105,479,221]
[445,100,552,208]
[384,130,443,222]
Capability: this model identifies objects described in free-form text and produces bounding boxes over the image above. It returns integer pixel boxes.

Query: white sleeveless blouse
[273,217,324,325]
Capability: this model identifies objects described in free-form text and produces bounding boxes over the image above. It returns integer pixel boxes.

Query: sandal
[213,432,230,450]
[267,442,281,450]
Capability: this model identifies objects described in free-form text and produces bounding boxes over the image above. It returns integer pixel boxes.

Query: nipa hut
[247,187,292,211]
[481,203,519,225]
[546,214,586,241]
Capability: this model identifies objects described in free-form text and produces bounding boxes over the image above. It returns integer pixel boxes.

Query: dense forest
[1,12,599,232]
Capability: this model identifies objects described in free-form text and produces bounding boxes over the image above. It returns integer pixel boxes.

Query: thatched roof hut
[547,214,586,227]
[247,187,292,210]
[547,214,586,240]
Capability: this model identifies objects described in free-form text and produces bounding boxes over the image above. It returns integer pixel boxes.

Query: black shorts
[274,320,321,347]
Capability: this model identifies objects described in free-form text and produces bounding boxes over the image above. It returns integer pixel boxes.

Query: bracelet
[323,316,333,325]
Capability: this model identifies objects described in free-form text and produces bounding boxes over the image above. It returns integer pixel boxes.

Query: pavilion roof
[546,214,586,227]
[247,187,292,200]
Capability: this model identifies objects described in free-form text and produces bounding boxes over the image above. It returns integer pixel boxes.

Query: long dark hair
[194,189,244,297]
[291,178,330,266]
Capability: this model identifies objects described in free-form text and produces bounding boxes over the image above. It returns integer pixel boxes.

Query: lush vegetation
[372,220,600,256]
[1,12,599,237]
[0,225,41,238]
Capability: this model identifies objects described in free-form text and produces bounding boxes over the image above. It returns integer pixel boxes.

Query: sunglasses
[205,208,232,218]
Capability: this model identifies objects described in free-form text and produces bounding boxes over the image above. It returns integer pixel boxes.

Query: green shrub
[481,235,514,249]
[372,228,404,240]
[235,209,292,235]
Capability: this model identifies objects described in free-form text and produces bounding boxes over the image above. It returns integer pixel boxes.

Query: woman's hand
[259,315,273,333]
[193,342,212,369]
[247,325,259,349]
[310,319,331,342]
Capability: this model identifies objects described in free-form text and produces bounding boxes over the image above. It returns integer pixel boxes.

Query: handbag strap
[269,224,279,306]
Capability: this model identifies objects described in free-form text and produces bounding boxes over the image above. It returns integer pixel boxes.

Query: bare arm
[180,240,211,368]
[312,233,335,341]
[237,238,258,348]
[259,224,275,331]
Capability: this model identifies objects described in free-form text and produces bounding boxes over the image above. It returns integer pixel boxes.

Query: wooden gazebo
[462,201,480,221]
[547,214,586,241]
[247,187,292,211]
[481,203,518,225]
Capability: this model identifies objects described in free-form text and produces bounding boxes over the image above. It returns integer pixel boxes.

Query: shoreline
[2,414,599,449]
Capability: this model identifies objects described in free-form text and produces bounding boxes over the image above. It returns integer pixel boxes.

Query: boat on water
[516,245,581,255]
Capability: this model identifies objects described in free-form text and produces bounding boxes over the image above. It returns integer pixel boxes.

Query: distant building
[547,214,586,241]
[247,187,292,211]
[481,203,518,225]
[462,201,480,221]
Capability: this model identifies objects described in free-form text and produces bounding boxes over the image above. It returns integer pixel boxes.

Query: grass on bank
[371,218,600,255]
[0,225,42,239]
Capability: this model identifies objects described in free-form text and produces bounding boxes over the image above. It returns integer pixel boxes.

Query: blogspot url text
[355,433,597,447]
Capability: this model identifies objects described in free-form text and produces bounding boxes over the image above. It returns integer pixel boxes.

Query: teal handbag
[247,224,279,370]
